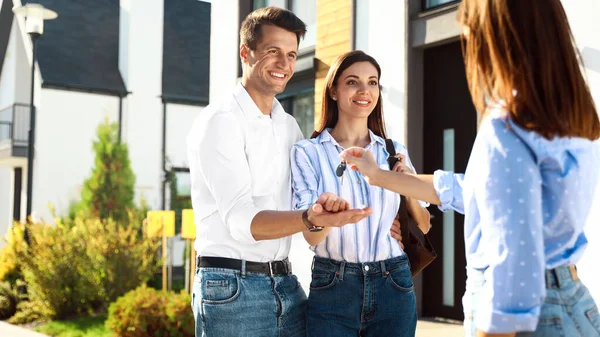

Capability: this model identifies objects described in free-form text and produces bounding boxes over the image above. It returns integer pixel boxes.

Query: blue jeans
[192,266,307,337]
[464,266,600,337]
[307,255,417,337]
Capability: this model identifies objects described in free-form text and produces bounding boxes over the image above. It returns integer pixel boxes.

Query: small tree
[78,119,135,223]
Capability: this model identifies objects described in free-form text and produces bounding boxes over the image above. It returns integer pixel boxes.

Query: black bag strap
[385,139,411,252]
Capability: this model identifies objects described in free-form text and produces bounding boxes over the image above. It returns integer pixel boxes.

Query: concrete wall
[165,103,203,168]
[355,0,407,146]
[119,0,164,209]
[209,0,239,103]
[31,89,120,220]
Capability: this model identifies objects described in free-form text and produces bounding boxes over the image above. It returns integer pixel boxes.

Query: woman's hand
[339,147,383,186]
[391,154,415,174]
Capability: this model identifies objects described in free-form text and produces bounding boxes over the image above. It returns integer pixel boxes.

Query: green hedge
[7,214,160,321]
[106,286,194,337]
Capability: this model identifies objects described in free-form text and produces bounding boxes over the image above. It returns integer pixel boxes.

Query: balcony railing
[0,103,30,148]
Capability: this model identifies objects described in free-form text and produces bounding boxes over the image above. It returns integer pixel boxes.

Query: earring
[332,96,337,101]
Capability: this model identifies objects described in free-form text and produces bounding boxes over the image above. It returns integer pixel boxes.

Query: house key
[336,161,347,185]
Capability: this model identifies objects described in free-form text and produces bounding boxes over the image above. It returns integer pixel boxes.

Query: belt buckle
[268,261,274,276]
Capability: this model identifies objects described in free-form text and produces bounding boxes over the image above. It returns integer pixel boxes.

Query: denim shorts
[192,266,307,337]
[306,255,417,337]
[463,265,600,337]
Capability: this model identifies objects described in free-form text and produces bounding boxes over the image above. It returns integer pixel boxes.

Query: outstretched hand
[308,192,372,228]
[339,147,381,185]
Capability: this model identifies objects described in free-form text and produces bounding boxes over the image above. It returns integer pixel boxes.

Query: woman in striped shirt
[290,50,430,337]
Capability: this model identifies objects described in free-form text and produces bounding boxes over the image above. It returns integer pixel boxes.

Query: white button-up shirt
[187,83,303,262]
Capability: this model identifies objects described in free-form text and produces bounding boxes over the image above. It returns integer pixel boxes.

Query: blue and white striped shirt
[291,128,426,263]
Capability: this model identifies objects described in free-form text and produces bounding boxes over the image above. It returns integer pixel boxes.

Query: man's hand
[390,218,404,250]
[308,192,372,228]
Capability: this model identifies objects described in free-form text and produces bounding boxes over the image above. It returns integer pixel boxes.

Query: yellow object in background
[147,210,176,238]
[181,209,196,239]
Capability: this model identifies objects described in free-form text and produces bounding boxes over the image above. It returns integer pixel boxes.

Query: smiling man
[187,7,373,337]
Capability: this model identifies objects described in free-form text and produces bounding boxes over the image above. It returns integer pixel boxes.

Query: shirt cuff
[433,170,456,212]
[475,309,540,334]
[228,204,263,244]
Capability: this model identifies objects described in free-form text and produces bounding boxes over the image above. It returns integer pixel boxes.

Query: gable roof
[2,1,211,102]
[25,0,127,96]
[162,0,211,105]
[0,0,14,81]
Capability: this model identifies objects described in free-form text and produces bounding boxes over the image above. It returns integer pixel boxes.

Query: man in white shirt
[187,7,372,337]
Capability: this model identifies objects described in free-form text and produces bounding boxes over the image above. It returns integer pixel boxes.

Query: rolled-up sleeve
[472,123,546,333]
[433,170,465,214]
[189,113,264,244]
[290,144,319,210]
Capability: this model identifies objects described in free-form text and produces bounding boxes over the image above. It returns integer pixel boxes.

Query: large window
[423,0,459,10]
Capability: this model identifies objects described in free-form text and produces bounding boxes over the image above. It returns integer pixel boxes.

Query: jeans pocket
[586,305,600,333]
[201,272,241,304]
[386,265,414,292]
[309,271,338,291]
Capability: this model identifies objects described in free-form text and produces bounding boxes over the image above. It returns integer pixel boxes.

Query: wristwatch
[302,210,323,232]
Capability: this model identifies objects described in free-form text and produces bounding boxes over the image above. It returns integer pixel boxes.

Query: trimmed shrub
[11,215,160,320]
[106,286,194,337]
[77,119,136,223]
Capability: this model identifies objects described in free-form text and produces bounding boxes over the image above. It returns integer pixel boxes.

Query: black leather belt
[197,256,292,276]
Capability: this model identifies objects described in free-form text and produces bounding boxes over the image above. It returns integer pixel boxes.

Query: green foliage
[78,118,136,223]
[0,281,19,320]
[35,315,111,337]
[106,285,194,337]
[10,215,160,320]
[0,226,23,285]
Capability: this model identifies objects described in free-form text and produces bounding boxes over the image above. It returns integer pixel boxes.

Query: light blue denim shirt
[433,109,600,333]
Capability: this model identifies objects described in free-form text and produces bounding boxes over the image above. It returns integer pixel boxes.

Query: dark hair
[458,0,600,140]
[240,6,307,50]
[312,50,386,139]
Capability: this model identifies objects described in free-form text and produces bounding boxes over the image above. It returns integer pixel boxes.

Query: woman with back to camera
[340,1,600,336]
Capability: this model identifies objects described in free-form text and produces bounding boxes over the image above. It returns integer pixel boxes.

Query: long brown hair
[458,0,600,140]
[311,50,387,139]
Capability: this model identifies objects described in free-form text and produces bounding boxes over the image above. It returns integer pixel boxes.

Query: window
[290,0,316,51]
[280,90,315,138]
[423,0,460,10]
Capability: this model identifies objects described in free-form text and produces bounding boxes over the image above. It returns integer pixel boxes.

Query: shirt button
[364,265,370,271]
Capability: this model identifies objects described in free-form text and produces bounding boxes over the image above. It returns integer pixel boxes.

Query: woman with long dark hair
[290,50,430,337]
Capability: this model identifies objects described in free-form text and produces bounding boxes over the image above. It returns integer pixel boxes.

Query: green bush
[0,226,23,285]
[106,285,194,337]
[0,281,19,319]
[11,214,160,320]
